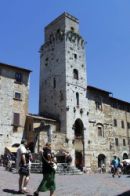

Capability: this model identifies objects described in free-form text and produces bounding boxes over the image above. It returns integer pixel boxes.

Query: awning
[5,147,18,153]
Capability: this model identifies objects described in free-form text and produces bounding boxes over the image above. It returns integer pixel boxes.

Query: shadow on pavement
[3,189,19,194]
[117,190,130,196]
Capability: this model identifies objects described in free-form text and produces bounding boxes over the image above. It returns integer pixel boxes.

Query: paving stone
[0,166,130,196]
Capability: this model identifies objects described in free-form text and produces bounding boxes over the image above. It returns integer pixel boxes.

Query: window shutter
[13,113,20,126]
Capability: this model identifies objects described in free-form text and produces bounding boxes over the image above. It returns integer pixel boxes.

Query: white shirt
[16,144,27,170]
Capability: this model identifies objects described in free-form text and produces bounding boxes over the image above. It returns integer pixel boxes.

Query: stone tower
[39,13,89,168]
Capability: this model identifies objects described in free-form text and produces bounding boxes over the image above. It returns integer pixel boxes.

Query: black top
[42,147,54,174]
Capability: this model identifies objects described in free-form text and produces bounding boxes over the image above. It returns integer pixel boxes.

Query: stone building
[37,12,130,171]
[87,86,130,171]
[0,62,31,154]
[39,12,89,168]
[1,12,130,172]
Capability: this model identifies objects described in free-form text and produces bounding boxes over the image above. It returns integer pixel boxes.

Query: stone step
[56,164,83,175]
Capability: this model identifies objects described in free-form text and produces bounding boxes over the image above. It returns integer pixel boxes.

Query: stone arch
[98,154,106,167]
[74,118,84,138]
[123,153,128,160]
[73,119,84,170]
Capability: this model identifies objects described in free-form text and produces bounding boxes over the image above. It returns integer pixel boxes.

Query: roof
[27,114,57,122]
[87,85,112,95]
[110,96,130,105]
[0,62,32,73]
[87,85,130,105]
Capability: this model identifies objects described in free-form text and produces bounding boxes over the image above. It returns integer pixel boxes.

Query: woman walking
[34,143,56,196]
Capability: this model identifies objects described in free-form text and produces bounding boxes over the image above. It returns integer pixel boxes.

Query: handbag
[52,162,57,171]
[19,165,29,176]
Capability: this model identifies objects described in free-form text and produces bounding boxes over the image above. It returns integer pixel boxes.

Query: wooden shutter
[13,113,20,126]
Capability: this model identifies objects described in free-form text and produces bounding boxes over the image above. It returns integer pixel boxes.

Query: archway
[74,119,84,170]
[98,154,106,167]
[74,118,84,138]
[123,153,128,160]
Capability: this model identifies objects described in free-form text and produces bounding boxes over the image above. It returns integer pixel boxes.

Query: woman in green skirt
[34,143,56,196]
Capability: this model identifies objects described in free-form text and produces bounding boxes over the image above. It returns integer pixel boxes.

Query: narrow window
[123,139,126,146]
[71,27,75,32]
[45,57,48,66]
[76,92,79,107]
[98,127,103,137]
[15,72,22,83]
[73,69,79,80]
[127,122,130,129]
[121,120,124,128]
[114,119,117,127]
[13,113,20,126]
[14,92,21,100]
[74,53,77,59]
[53,78,56,88]
[95,101,102,110]
[115,138,118,146]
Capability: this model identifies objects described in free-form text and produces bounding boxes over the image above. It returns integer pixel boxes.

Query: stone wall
[87,87,130,171]
[0,63,30,154]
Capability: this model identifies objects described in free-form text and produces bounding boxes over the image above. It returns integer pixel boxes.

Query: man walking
[111,156,121,178]
[16,139,31,194]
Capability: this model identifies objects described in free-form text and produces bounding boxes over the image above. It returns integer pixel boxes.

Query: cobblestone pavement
[1,166,130,196]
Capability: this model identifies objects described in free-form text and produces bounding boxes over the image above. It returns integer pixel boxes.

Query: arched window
[97,123,104,137]
[73,69,78,80]
[71,27,75,32]
[76,92,79,107]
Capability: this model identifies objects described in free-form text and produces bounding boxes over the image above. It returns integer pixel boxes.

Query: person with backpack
[111,155,121,178]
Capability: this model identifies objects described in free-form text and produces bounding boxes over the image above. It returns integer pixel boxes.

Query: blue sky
[0,0,130,114]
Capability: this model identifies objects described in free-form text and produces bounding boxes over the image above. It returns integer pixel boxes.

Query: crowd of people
[1,140,130,195]
[0,139,73,195]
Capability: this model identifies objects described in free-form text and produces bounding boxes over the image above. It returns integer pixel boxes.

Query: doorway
[98,154,106,167]
[123,153,128,160]
[75,151,83,170]
[74,118,84,170]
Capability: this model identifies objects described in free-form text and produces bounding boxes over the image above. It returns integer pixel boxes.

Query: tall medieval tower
[39,13,90,168]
